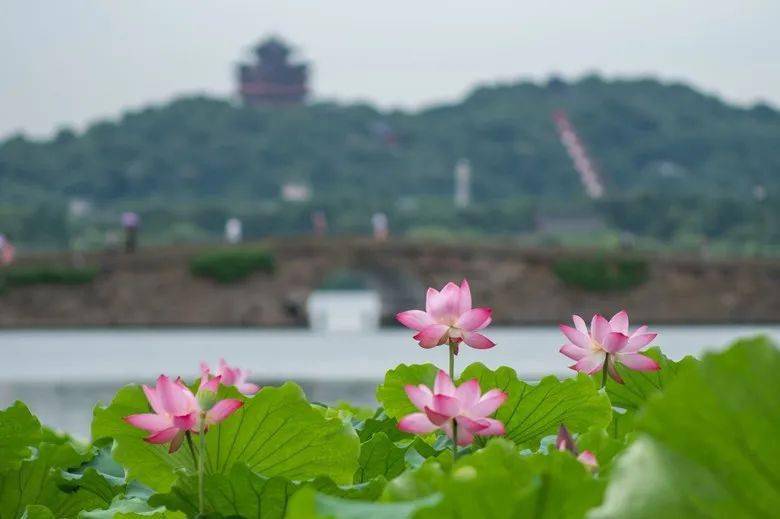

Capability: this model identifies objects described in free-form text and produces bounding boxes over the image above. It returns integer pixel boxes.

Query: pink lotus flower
[559,310,660,384]
[397,370,507,446]
[396,279,494,352]
[556,424,598,471]
[124,374,243,452]
[200,358,260,395]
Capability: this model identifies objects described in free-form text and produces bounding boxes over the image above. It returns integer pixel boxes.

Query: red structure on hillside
[552,110,605,199]
[238,37,309,106]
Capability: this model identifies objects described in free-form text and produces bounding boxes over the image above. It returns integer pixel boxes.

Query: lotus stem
[449,341,458,460]
[601,354,609,389]
[198,414,206,515]
[448,342,456,381]
[185,431,198,467]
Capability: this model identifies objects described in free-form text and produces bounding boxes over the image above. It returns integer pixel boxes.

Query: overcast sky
[2,0,779,139]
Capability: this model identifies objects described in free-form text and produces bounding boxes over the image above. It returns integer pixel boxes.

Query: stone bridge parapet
[0,238,778,327]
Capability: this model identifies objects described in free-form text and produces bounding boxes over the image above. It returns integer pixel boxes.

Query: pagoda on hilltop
[238,37,309,106]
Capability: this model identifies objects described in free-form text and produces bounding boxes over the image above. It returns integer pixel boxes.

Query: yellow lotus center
[590,337,605,352]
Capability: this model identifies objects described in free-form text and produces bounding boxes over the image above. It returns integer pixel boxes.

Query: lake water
[2,324,778,438]
[1,291,778,437]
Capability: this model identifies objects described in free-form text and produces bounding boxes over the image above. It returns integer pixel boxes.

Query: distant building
[454,158,472,208]
[238,37,309,106]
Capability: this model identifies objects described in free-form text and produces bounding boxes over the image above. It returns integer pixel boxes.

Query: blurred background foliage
[0,265,97,294]
[552,258,649,292]
[190,247,275,283]
[1,75,778,254]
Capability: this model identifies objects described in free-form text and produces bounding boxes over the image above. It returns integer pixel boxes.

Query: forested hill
[1,75,779,249]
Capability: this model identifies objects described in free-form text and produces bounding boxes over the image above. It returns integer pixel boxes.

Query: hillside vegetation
[1,75,778,251]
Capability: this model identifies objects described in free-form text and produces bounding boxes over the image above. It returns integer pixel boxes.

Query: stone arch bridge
[0,238,778,327]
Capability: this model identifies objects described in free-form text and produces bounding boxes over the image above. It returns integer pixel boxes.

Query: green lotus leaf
[380,459,446,502]
[0,442,111,518]
[355,410,405,443]
[376,364,439,419]
[151,463,385,518]
[459,364,612,449]
[416,439,604,518]
[288,438,603,519]
[606,408,636,440]
[286,486,439,519]
[80,496,185,519]
[597,346,698,411]
[590,336,780,518]
[573,427,626,473]
[21,506,54,519]
[0,401,42,471]
[90,385,196,493]
[355,432,409,484]
[92,382,360,493]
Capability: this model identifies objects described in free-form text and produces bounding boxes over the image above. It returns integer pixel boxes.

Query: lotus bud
[556,424,576,453]
[196,375,221,411]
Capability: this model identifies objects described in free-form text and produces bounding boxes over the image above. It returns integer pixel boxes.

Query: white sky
[1,0,779,139]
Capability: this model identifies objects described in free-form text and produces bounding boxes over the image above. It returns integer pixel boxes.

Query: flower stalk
[448,340,458,459]
[185,430,198,466]
[600,354,609,389]
[198,413,206,515]
[396,280,501,461]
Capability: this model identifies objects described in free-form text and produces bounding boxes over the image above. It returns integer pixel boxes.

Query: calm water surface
[2,323,778,437]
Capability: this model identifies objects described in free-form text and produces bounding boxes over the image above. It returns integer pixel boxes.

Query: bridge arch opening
[305,267,423,331]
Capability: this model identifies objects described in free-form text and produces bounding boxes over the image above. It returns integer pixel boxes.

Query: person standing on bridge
[312,210,328,237]
[225,218,243,244]
[0,233,15,266]
[371,212,389,241]
[121,212,140,253]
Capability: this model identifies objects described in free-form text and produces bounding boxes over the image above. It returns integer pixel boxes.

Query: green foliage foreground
[0,337,777,517]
